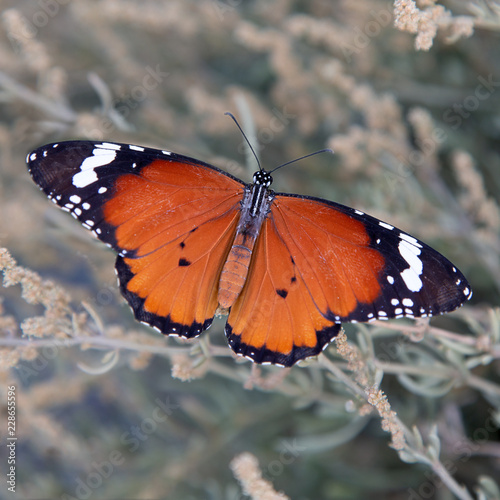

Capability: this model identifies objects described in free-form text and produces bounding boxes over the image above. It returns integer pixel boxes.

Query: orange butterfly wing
[27,142,244,337]
[105,158,244,336]
[270,195,470,322]
[227,192,470,365]
[269,195,386,320]
[226,210,341,366]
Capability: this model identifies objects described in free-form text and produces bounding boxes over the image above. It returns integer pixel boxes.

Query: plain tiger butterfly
[27,133,472,366]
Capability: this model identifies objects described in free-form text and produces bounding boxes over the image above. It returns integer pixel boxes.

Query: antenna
[225,111,334,174]
[225,112,262,172]
[269,149,334,174]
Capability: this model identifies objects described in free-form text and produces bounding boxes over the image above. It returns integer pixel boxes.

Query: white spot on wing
[401,268,423,292]
[398,240,424,292]
[96,142,121,150]
[379,221,394,230]
[399,232,422,248]
[129,145,145,151]
[69,195,81,204]
[72,149,116,188]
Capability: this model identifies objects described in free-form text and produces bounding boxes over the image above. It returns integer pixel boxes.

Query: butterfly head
[253,170,273,187]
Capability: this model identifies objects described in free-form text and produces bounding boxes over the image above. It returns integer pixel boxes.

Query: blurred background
[1,1,499,499]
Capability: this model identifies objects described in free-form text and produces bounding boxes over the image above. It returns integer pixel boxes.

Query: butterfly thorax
[217,178,275,311]
[252,170,273,187]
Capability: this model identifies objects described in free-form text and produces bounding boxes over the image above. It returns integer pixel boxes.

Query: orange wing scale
[226,195,388,364]
[104,160,241,254]
[103,159,244,336]
[120,211,238,325]
[272,196,386,318]
[227,212,341,365]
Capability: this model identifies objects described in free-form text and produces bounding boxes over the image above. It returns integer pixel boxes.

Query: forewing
[27,141,244,337]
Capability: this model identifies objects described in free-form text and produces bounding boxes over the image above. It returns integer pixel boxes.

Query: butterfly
[26,136,472,366]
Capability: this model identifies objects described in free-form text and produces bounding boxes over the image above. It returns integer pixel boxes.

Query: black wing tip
[330,264,472,324]
[115,256,212,339]
[26,141,78,165]
[26,142,88,190]
[225,323,342,367]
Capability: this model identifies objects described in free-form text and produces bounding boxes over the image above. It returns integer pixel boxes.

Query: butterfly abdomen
[218,240,253,309]
[218,183,274,309]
